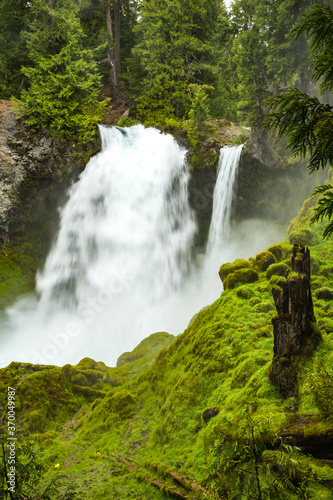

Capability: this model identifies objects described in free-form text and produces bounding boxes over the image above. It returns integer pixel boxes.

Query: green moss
[224,268,259,289]
[235,285,254,300]
[219,258,251,282]
[72,385,106,400]
[255,251,277,272]
[266,262,291,279]
[75,357,98,370]
[3,187,333,498]
[116,332,175,367]
[267,244,283,261]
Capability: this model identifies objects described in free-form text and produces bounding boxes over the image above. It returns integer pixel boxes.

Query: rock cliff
[0,108,98,245]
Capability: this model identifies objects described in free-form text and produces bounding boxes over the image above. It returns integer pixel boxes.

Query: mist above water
[0,128,285,368]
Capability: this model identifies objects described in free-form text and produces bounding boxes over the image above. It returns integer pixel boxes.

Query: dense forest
[0,0,325,139]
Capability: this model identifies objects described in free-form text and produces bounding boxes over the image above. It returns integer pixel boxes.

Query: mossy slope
[1,200,333,498]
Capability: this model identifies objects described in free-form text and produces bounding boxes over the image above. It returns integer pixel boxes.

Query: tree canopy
[265,4,333,237]
[0,0,323,141]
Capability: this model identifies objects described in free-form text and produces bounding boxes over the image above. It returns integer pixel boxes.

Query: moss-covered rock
[224,268,259,289]
[75,357,97,370]
[99,390,138,421]
[266,262,291,279]
[267,244,283,261]
[117,332,175,367]
[16,367,83,433]
[255,251,276,272]
[219,259,251,283]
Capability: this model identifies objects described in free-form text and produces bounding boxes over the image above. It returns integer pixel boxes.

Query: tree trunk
[269,244,322,399]
[114,0,121,84]
[105,2,118,106]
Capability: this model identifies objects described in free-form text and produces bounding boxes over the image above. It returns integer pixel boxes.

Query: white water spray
[207,144,243,255]
[0,133,286,368]
[0,125,197,367]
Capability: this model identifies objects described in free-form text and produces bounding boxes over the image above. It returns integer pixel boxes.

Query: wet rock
[0,109,98,244]
[202,407,219,423]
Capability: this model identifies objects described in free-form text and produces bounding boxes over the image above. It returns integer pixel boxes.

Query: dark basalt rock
[269,244,322,399]
[202,407,219,423]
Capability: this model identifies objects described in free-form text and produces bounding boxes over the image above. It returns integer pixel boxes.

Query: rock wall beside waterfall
[0,111,315,256]
[0,109,99,245]
[188,127,316,249]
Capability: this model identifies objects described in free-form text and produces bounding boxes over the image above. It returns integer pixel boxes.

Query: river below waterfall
[0,126,284,367]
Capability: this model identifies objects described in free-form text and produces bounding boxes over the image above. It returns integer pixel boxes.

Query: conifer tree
[132,0,228,125]
[0,0,32,98]
[231,0,311,126]
[15,0,107,144]
[265,4,333,238]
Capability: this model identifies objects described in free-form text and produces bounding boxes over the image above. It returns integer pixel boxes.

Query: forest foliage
[265,4,333,238]
[0,0,315,139]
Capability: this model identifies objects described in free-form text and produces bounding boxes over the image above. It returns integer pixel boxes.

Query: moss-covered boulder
[266,262,291,279]
[255,251,276,272]
[224,268,259,290]
[75,357,98,370]
[219,259,251,284]
[267,244,283,261]
[17,367,82,433]
[100,390,138,421]
[117,332,175,367]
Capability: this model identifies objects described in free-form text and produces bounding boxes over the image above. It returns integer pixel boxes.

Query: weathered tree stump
[269,244,322,399]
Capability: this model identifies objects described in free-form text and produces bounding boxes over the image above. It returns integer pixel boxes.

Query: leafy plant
[202,411,310,499]
[0,437,77,499]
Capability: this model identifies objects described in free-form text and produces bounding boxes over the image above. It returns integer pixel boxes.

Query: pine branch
[264,88,333,172]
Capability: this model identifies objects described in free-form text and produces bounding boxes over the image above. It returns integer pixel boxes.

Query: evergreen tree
[132,0,228,125]
[15,0,107,144]
[265,4,333,238]
[78,0,139,103]
[231,0,311,126]
[0,0,32,98]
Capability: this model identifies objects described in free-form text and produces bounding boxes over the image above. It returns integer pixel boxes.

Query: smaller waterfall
[207,144,243,255]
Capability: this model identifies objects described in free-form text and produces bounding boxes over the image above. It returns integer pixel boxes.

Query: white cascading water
[0,133,284,368]
[37,125,196,309]
[207,144,244,255]
[199,144,244,293]
[0,125,197,367]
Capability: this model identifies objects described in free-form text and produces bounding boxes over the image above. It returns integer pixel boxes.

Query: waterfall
[1,133,284,369]
[37,125,196,310]
[0,125,197,367]
[207,144,243,255]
